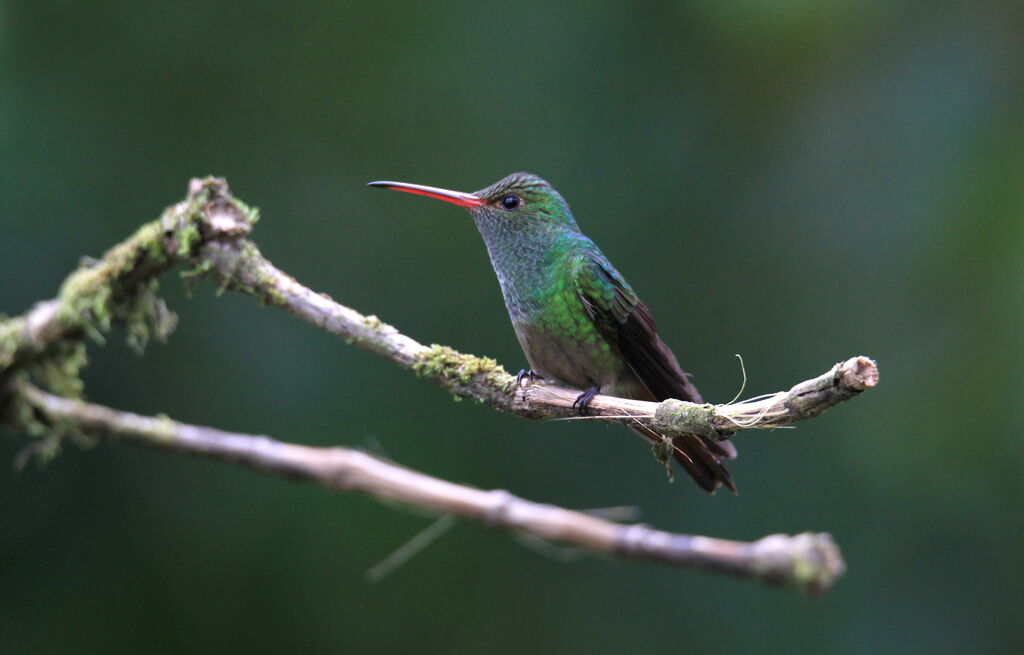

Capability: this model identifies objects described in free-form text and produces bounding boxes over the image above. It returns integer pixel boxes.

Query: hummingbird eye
[500,194,522,210]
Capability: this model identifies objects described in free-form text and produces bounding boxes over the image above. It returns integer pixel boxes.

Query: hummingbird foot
[571,384,602,416]
[515,369,545,388]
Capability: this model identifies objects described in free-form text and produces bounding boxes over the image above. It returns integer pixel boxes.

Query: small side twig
[12,381,845,595]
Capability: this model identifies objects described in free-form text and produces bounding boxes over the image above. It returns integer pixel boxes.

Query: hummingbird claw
[571,384,602,416]
[515,369,544,388]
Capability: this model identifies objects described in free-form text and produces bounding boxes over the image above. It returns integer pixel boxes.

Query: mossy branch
[198,227,878,439]
[0,178,256,376]
[0,177,874,594]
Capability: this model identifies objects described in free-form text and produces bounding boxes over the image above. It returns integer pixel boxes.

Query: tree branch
[0,177,877,441]
[11,380,845,595]
[0,178,254,373]
[0,177,877,595]
[200,225,878,440]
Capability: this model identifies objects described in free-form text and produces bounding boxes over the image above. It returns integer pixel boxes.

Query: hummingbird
[368,173,736,493]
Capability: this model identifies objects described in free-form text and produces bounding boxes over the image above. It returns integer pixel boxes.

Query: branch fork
[0,177,877,595]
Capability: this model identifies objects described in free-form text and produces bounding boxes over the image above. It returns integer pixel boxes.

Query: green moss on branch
[0,177,252,449]
[412,345,516,403]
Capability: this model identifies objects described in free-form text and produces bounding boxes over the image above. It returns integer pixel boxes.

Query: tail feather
[700,434,737,461]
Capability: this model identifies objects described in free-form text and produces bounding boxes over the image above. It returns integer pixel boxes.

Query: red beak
[367,180,483,208]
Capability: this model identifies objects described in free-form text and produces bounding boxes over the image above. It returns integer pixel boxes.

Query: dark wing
[573,253,737,492]
[572,252,703,404]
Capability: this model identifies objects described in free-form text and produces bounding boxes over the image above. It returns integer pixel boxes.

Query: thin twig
[13,381,845,595]
[366,514,458,583]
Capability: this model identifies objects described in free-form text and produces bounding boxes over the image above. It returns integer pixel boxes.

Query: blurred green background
[2,1,1021,653]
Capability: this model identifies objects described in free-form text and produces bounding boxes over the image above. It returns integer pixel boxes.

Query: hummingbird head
[367,173,580,234]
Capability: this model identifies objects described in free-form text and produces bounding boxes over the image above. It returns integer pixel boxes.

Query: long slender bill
[367,181,483,208]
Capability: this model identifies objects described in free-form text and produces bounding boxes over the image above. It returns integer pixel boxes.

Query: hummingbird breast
[473,215,640,394]
[503,253,637,392]
[512,318,639,394]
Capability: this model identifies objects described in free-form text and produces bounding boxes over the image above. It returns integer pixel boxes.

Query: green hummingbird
[368,173,736,493]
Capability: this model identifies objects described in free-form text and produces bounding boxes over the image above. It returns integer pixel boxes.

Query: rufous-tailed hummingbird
[368,173,736,493]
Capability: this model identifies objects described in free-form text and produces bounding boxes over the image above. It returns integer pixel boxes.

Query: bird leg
[515,369,545,388]
[571,384,602,416]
